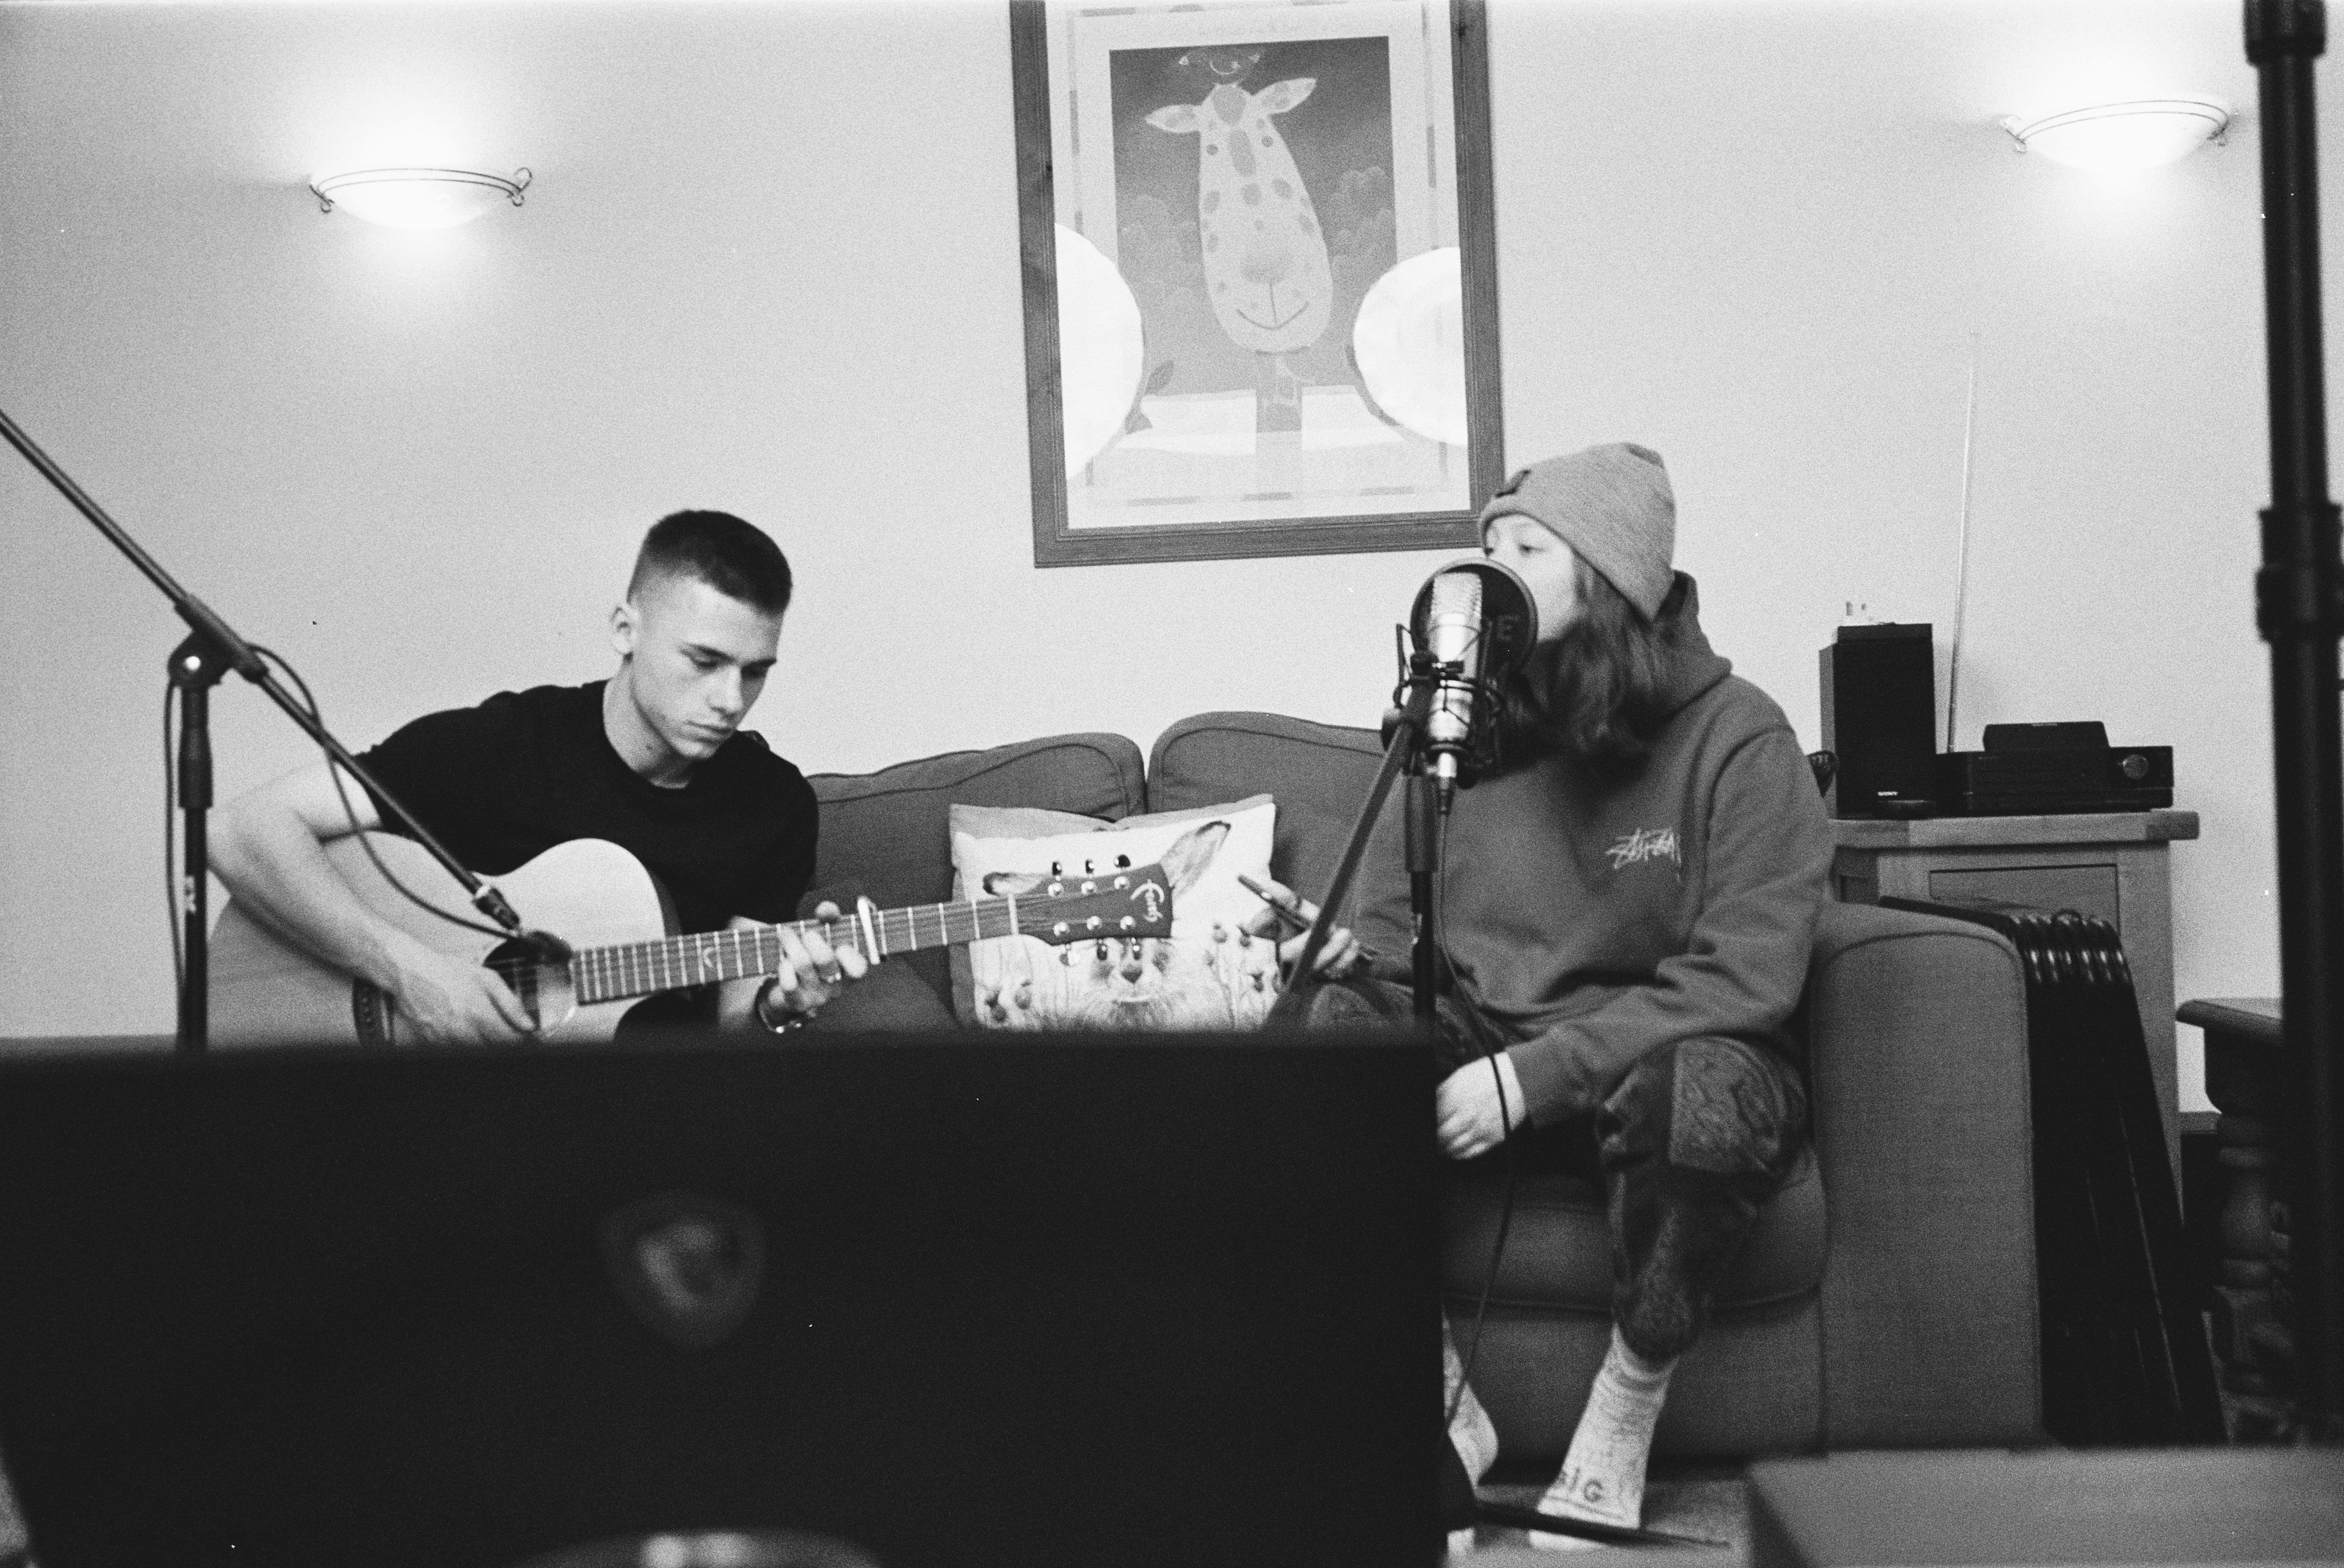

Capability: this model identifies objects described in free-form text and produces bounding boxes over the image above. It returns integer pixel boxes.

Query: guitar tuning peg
[1094,940,1109,961]
[1050,860,1063,876]
[1115,854,1131,869]
[1083,858,1097,875]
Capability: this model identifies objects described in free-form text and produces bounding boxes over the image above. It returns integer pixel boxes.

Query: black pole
[1289,671,1441,992]
[169,634,233,1053]
[1406,771,1441,1022]
[2247,0,2344,1440]
[1292,712,1417,988]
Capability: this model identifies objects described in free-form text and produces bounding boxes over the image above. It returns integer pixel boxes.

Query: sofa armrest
[1806,900,2041,1449]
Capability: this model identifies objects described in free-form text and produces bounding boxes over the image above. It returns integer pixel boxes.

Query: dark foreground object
[0,1030,1439,1568]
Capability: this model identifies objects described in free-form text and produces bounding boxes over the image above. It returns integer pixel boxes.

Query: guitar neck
[568,896,1025,1006]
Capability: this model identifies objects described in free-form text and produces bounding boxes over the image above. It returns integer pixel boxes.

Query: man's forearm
[211,815,420,992]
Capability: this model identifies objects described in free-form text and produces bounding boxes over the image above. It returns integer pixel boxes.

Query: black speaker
[1817,623,1937,818]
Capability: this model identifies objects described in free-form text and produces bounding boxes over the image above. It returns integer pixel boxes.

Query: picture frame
[1010,0,1503,567]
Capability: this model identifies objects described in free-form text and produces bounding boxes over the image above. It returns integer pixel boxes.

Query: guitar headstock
[1009,860,1176,945]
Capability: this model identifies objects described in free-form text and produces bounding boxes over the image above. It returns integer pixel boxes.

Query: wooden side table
[1830,809,2199,1179]
[2179,996,2298,1442]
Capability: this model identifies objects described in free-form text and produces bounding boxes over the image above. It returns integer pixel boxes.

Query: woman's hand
[1435,1052,1527,1161]
[1238,876,1364,978]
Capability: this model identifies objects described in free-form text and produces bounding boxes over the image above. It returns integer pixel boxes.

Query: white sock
[1443,1321,1496,1558]
[1443,1321,1500,1484]
[1526,1326,1675,1552]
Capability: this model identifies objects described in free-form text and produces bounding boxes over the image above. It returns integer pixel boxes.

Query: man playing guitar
[212,510,864,1045]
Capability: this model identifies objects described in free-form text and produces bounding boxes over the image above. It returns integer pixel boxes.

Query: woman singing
[1257,443,1832,1551]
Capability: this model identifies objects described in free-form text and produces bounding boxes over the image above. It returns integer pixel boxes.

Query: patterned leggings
[1269,976,1808,1362]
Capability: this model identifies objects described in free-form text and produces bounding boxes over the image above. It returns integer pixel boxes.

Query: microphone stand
[1290,660,1436,1005]
[1,405,532,1054]
[1406,764,1442,1023]
[2246,0,2344,1441]
[1290,641,1471,1026]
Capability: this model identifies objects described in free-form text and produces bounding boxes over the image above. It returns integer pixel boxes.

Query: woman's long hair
[1495,560,1692,781]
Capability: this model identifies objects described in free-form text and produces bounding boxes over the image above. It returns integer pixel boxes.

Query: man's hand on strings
[749,904,871,1022]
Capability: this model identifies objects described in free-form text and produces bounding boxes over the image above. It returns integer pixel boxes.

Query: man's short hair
[628,510,793,615]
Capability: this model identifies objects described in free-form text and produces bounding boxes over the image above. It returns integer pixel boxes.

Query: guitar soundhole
[485,942,543,1026]
[351,982,396,1048]
[485,938,561,1032]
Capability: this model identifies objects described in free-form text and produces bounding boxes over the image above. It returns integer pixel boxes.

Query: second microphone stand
[3,405,537,1052]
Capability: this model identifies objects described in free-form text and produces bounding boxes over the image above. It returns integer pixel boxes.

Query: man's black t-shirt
[356,681,817,936]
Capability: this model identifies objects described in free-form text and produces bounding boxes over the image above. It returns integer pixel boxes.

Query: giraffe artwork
[1147,72,1335,434]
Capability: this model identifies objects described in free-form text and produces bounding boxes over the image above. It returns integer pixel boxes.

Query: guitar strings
[459,858,1170,1008]
[469,870,1022,1003]
[558,892,1138,1003]
[568,912,891,1003]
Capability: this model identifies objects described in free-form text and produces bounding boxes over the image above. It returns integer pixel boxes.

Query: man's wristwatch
[753,978,817,1034]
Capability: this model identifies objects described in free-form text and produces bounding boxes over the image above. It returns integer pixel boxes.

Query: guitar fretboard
[565,896,1027,1007]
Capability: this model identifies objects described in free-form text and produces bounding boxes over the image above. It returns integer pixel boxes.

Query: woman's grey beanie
[1478,442,1676,620]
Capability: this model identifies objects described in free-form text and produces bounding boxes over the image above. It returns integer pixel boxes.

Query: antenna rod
[1944,333,1981,753]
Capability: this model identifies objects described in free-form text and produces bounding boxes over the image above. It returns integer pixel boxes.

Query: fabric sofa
[805,711,2044,1462]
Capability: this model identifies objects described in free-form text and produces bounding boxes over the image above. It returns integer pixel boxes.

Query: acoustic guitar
[209,833,1176,1048]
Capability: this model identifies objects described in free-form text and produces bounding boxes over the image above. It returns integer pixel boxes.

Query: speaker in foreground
[0,1031,1440,1568]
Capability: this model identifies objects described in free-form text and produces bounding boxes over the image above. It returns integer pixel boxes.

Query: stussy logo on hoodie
[1605,826,1680,872]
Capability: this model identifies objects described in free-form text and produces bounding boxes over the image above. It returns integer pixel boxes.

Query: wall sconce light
[2000,99,2230,173]
[308,167,532,229]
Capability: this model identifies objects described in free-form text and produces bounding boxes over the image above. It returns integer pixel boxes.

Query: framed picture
[1011,0,1503,567]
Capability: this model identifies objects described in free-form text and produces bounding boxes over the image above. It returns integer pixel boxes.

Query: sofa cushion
[1440,1144,1825,1313]
[1147,712,1413,960]
[808,734,1147,1006]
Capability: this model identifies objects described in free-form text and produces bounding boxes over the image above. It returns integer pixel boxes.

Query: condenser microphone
[1406,558,1537,802]
[1422,570,1485,787]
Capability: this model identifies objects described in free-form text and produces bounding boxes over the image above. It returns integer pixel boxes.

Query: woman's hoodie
[1438,573,1834,1124]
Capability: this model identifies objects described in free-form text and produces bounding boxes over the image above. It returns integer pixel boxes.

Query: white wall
[0,0,2301,1107]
